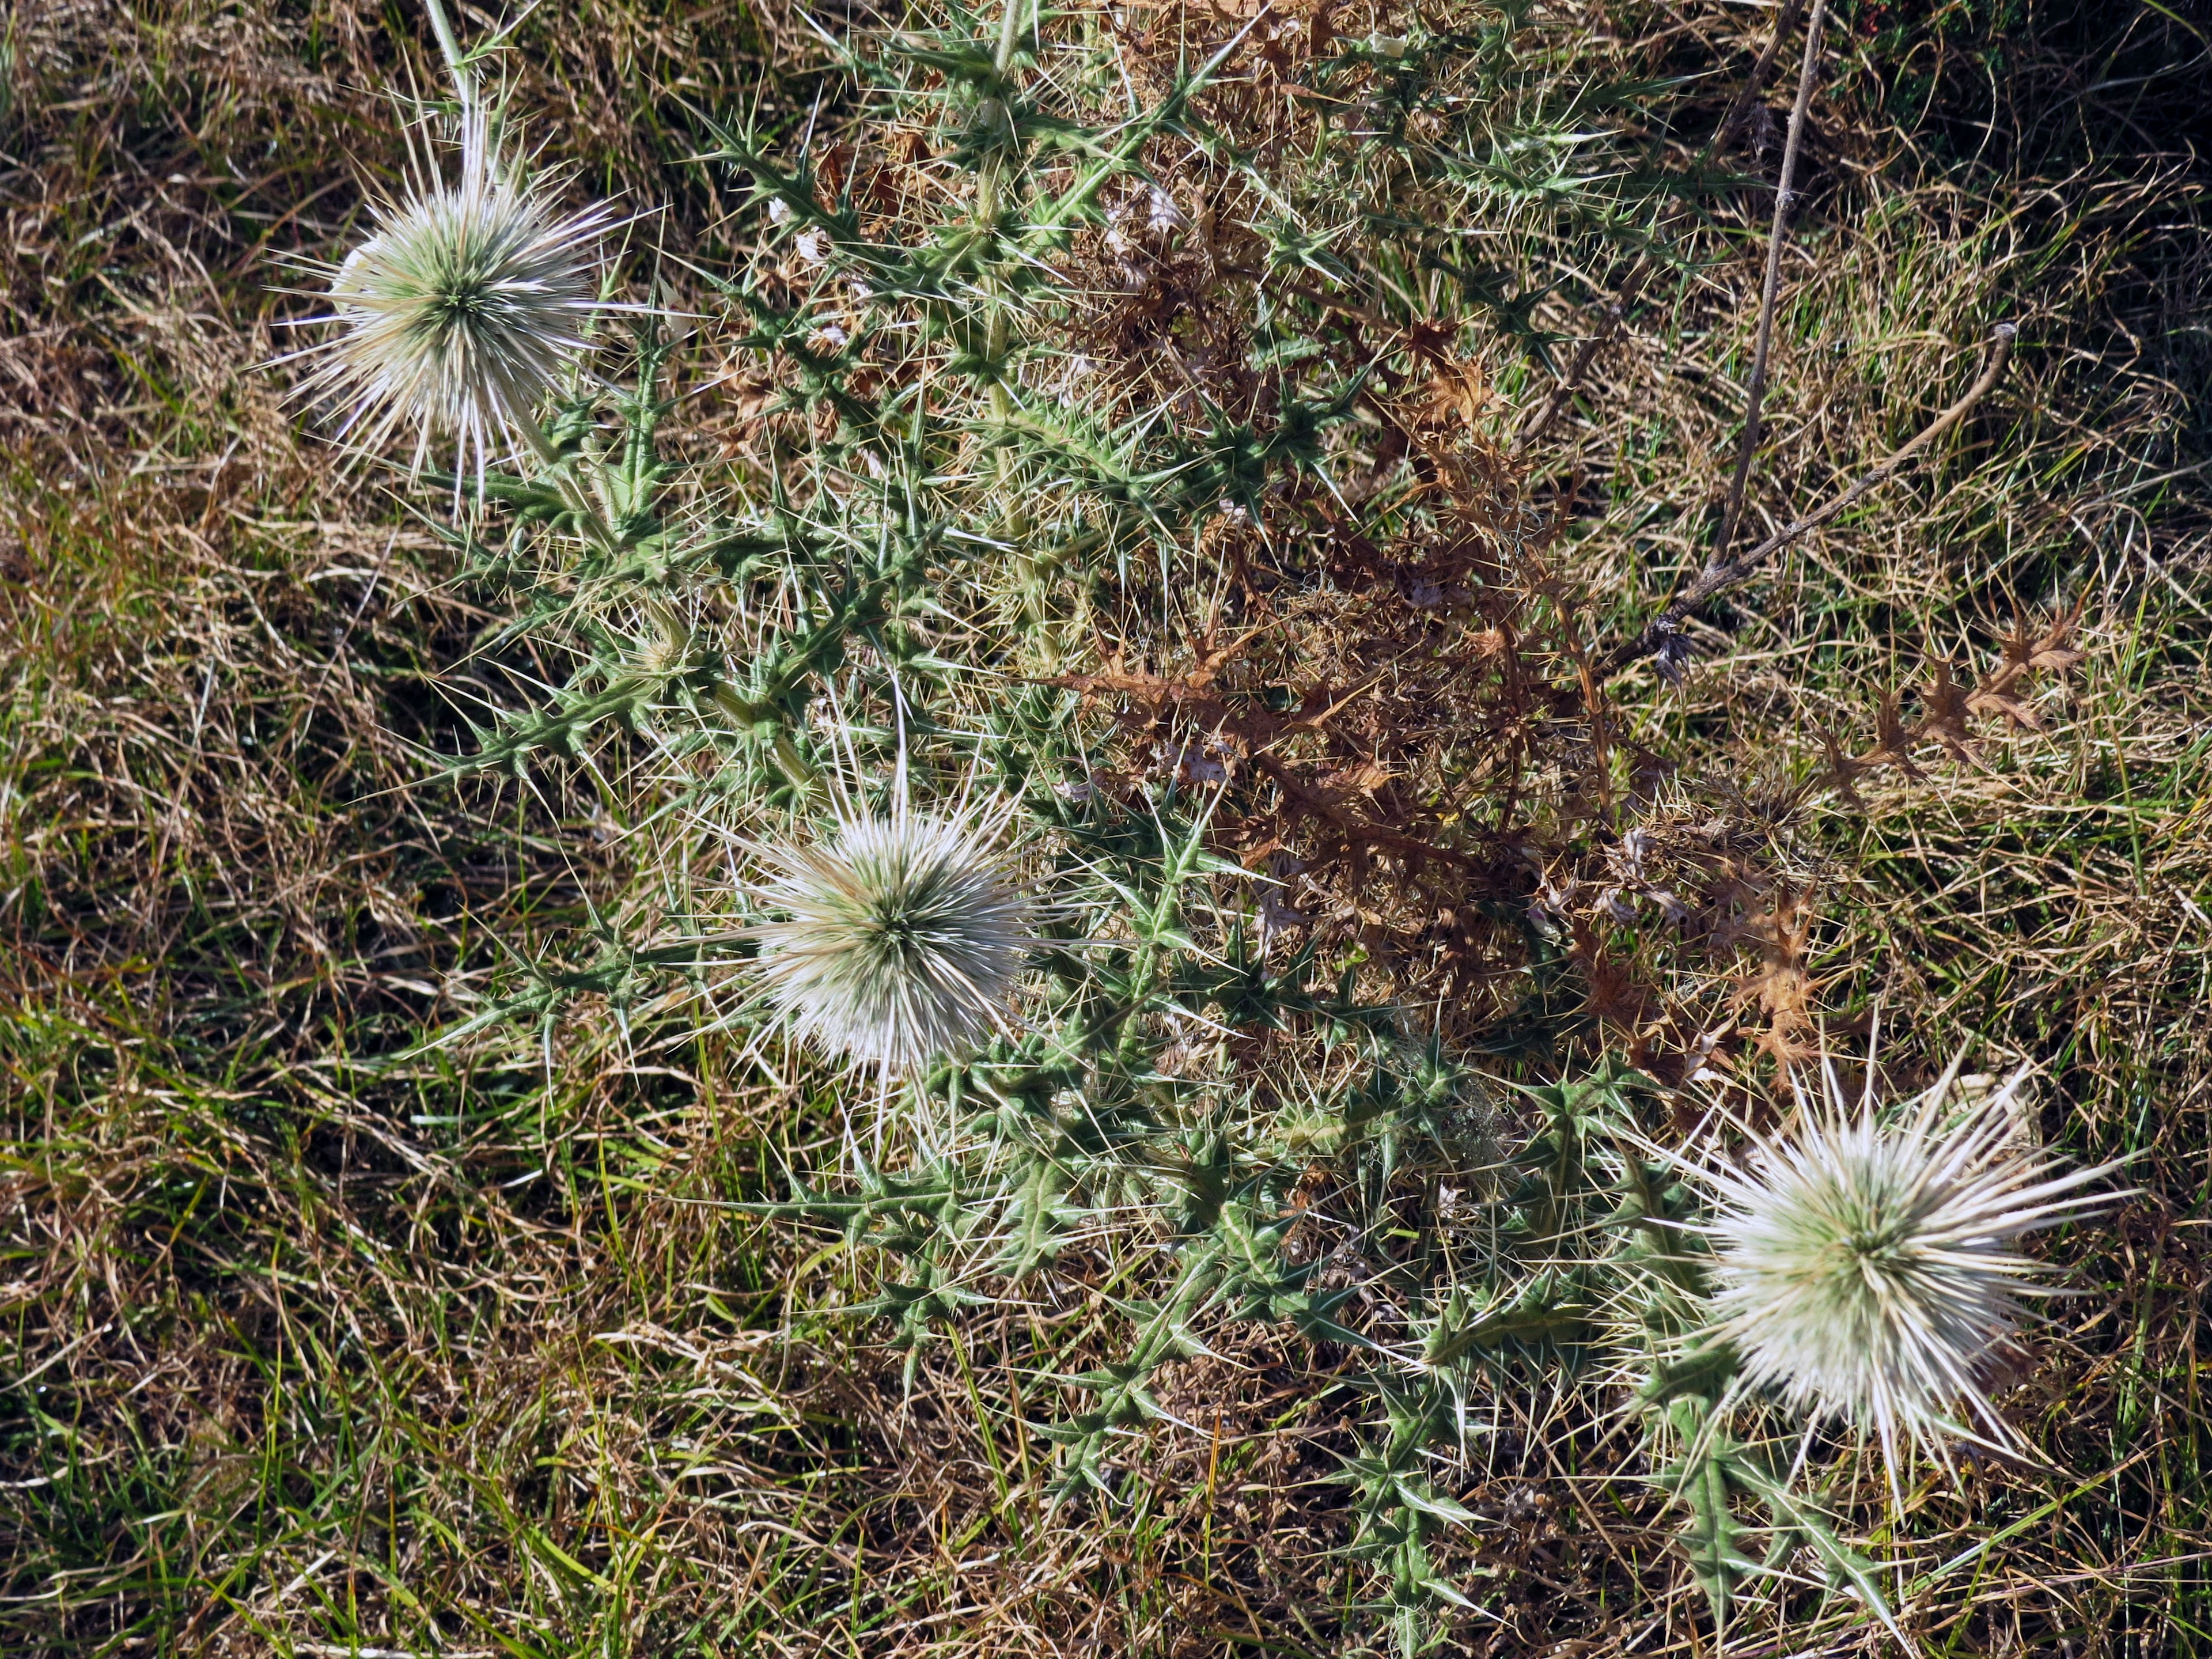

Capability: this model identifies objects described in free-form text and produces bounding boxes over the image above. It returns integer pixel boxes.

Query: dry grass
[3,0,2209,1654]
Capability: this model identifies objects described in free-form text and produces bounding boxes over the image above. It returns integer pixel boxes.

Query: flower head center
[1842,1213,1911,1264]
[410,233,522,334]
[871,907,923,950]
[429,278,497,322]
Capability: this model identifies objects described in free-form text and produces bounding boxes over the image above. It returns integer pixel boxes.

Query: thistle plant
[747,799,1038,1074]
[327,0,2122,1647]
[1685,1059,2124,1478]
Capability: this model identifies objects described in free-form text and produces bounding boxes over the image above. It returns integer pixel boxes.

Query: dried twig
[1710,0,1831,569]
[1510,0,1809,455]
[1601,324,2019,680]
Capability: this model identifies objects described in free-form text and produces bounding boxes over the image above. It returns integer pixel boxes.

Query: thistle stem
[516,418,622,555]
[994,0,1025,73]
[419,0,475,109]
[973,0,1028,232]
[977,0,1031,532]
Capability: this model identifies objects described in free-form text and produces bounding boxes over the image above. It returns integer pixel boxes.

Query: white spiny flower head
[291,107,611,475]
[1683,1058,2123,1475]
[749,797,1037,1075]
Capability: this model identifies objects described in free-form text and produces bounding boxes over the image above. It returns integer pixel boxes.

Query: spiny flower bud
[1684,1063,2122,1476]
[290,111,611,475]
[749,803,1036,1075]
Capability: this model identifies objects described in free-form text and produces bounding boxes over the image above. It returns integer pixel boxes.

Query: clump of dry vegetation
[3,0,2209,1655]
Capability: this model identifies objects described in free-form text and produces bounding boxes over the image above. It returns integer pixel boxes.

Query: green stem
[994,0,1025,73]
[972,0,1028,237]
[419,0,475,108]
[976,0,1030,532]
[516,419,622,555]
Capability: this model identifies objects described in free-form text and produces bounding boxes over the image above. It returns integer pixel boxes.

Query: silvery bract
[750,804,1036,1074]
[1685,1062,2120,1474]
[295,109,611,475]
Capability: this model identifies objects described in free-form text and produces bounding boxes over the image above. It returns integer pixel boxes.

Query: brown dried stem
[1710,0,1831,569]
[1510,0,1809,456]
[1601,323,2020,680]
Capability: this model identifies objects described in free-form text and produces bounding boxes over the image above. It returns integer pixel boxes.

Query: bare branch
[1711,0,1832,569]
[1510,0,1809,456]
[1601,324,2020,681]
